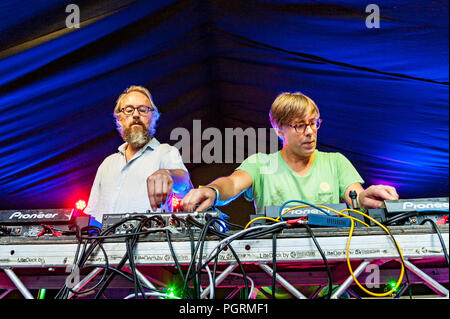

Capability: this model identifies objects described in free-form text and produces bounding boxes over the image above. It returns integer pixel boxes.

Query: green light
[166,287,176,298]
[37,288,46,299]
[388,280,398,291]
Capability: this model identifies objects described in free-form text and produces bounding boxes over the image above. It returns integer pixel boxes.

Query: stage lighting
[75,199,86,211]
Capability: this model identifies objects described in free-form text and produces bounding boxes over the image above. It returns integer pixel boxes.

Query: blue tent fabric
[0,0,448,213]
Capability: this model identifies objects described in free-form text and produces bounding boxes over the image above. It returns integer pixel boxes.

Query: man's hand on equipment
[181,188,216,212]
[147,170,173,211]
[358,185,399,209]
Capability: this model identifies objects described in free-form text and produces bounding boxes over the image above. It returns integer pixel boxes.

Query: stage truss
[0,225,448,299]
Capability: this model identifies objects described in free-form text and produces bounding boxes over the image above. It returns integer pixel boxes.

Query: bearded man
[84,85,192,222]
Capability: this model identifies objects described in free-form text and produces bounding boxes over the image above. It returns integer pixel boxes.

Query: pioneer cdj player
[0,209,100,237]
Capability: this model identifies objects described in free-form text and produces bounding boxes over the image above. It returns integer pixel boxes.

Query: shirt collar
[118,137,160,155]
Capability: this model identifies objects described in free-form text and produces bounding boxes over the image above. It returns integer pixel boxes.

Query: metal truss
[0,225,448,299]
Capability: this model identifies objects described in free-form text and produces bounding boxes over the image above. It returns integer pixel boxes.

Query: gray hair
[113,85,161,136]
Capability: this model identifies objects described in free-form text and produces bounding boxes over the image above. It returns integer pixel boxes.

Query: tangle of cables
[56,202,447,299]
[56,213,287,299]
[244,200,447,299]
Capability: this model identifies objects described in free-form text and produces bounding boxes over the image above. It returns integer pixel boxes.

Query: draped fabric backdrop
[0,0,448,225]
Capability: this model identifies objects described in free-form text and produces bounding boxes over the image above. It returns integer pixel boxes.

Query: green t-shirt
[236,150,364,213]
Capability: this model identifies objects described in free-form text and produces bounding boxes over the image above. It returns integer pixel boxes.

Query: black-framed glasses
[120,105,154,116]
[288,118,322,134]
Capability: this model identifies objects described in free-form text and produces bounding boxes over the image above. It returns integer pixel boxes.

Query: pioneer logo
[281,208,330,215]
[9,212,58,220]
[402,202,449,210]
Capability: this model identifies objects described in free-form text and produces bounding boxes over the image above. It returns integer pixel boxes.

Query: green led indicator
[167,287,175,298]
[38,288,46,299]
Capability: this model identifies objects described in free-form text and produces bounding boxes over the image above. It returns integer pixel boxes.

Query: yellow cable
[342,208,405,297]
[315,205,370,227]
[244,203,404,297]
[244,204,370,229]
[281,204,370,227]
[244,216,280,229]
[279,205,405,297]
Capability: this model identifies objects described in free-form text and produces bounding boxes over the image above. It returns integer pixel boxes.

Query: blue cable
[278,199,332,221]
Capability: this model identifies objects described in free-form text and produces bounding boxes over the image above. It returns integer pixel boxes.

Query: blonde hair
[269,92,319,130]
[113,85,160,136]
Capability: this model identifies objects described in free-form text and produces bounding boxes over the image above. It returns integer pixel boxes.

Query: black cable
[228,244,249,299]
[124,216,170,299]
[197,223,287,269]
[183,217,252,299]
[214,218,245,230]
[192,221,208,298]
[195,223,288,298]
[207,243,247,299]
[174,217,283,298]
[55,228,88,299]
[60,214,283,299]
[58,214,226,299]
[196,218,216,298]
[105,266,163,292]
[126,236,144,299]
[56,227,111,299]
[55,225,86,299]
[165,229,185,283]
[93,218,154,299]
[386,227,412,299]
[182,217,223,298]
[66,241,110,296]
[94,248,131,298]
[377,215,414,298]
[182,224,197,298]
[272,232,277,299]
[75,217,149,279]
[383,212,418,226]
[211,250,219,299]
[242,222,287,239]
[185,216,228,239]
[384,210,447,226]
[421,218,449,265]
[305,225,333,299]
[164,229,194,298]
[201,242,250,299]
[197,217,227,297]
[123,218,153,299]
[55,239,83,299]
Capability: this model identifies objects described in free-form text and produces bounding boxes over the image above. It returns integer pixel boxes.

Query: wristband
[199,185,220,206]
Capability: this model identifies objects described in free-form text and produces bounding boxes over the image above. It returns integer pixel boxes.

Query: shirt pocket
[317,191,334,204]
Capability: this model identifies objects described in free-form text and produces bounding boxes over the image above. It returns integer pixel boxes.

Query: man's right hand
[181,170,253,212]
[181,187,217,212]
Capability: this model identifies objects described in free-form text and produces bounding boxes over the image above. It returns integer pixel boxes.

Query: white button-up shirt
[84,138,188,222]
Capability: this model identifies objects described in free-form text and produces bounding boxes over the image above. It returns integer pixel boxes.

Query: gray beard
[123,125,151,149]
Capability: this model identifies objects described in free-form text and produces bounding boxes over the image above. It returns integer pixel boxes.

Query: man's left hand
[147,170,173,211]
[358,185,399,209]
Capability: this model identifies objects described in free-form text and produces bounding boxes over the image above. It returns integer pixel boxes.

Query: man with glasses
[181,92,398,214]
[84,85,192,222]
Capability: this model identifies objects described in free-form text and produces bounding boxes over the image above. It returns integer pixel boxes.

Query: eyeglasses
[288,118,322,134]
[120,105,154,116]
